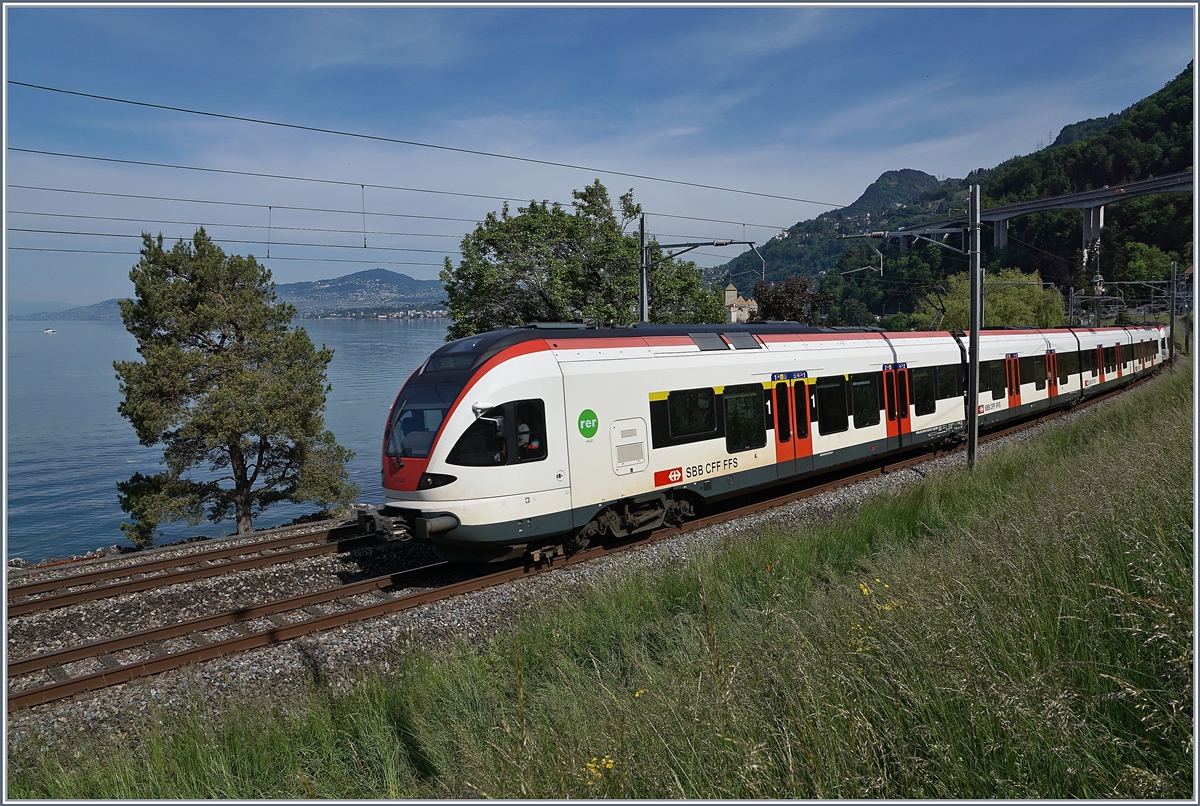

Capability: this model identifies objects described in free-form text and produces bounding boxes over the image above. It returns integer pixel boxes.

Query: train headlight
[417,472,458,490]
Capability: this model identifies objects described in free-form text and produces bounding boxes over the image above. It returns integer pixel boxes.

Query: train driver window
[724,384,767,453]
[515,400,547,463]
[815,376,848,435]
[447,405,508,466]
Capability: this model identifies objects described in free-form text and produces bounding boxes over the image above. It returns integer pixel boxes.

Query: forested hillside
[720,62,1192,327]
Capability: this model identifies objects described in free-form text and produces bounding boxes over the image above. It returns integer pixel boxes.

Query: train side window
[1058,351,1078,384]
[1032,356,1046,391]
[912,367,936,416]
[1018,356,1034,389]
[936,364,961,400]
[724,384,767,453]
[815,376,848,435]
[851,373,881,429]
[514,400,547,463]
[447,405,508,466]
[775,382,791,443]
[989,360,1006,400]
[668,388,717,439]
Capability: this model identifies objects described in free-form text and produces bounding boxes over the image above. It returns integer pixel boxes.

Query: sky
[3,4,1195,308]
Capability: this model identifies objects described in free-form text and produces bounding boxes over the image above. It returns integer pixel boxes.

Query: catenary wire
[7,246,445,267]
[9,80,852,209]
[8,228,459,255]
[10,147,525,204]
[8,210,465,239]
[8,181,792,232]
[9,184,484,224]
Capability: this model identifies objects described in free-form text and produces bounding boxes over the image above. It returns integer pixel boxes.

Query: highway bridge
[861,170,1193,253]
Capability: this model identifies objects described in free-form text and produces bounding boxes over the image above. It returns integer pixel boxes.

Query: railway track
[6,373,1153,711]
[7,523,369,617]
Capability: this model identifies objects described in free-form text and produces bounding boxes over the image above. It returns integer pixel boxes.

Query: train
[362,322,1168,562]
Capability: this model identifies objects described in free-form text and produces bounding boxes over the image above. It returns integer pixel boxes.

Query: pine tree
[114,228,358,546]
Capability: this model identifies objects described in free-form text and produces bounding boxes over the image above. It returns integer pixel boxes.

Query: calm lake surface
[5,318,449,563]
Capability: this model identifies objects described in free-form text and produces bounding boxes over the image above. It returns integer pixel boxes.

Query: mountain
[717,61,1192,302]
[274,268,444,314]
[1052,111,1124,147]
[10,269,447,321]
[11,299,124,321]
[6,300,76,317]
[715,169,963,290]
[847,169,942,212]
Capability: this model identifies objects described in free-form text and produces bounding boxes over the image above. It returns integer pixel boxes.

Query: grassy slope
[10,363,1194,799]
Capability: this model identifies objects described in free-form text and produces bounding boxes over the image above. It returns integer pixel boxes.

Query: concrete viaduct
[879,170,1193,255]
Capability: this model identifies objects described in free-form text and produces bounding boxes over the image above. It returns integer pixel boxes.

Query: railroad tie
[370,588,393,601]
[97,653,122,670]
[228,621,254,636]
[335,597,360,610]
[302,605,327,619]
[46,666,72,683]
[189,631,212,646]
[144,641,166,657]
[267,613,292,628]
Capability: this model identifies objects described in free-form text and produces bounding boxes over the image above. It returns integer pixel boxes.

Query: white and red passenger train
[370,322,1167,561]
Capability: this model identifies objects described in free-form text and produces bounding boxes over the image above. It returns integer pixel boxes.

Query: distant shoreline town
[296,308,449,320]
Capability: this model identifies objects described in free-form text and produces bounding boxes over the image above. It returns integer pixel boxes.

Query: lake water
[5,318,449,563]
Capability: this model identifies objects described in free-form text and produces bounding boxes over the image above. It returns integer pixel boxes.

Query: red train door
[883,364,912,449]
[771,379,795,478]
[1097,346,1105,383]
[1116,344,1123,378]
[1047,351,1059,398]
[1006,354,1022,410]
[771,374,814,479]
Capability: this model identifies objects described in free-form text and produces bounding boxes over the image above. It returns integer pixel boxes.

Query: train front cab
[381,336,576,562]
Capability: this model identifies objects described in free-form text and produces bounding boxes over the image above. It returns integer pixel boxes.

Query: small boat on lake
[44,328,57,333]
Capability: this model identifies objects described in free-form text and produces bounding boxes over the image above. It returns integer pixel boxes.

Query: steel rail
[7,524,367,617]
[5,369,1161,711]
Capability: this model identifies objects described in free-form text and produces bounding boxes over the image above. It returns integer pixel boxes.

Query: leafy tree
[441,180,722,339]
[840,298,877,327]
[1120,241,1174,282]
[915,268,1065,331]
[749,276,832,325]
[114,229,358,546]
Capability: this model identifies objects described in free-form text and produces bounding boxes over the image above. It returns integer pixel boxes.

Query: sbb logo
[654,467,683,486]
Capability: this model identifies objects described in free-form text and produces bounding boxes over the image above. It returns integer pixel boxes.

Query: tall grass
[10,363,1193,798]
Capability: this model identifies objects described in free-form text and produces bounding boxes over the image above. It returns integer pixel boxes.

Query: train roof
[410,321,1156,386]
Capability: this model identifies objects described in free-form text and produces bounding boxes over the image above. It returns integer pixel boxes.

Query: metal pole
[639,214,648,324]
[1068,286,1075,326]
[1169,261,1176,361]
[966,184,982,470]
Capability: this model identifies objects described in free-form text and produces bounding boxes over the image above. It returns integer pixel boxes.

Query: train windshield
[385,382,462,459]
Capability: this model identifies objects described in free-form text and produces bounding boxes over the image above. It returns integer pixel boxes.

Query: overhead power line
[10,148,521,203]
[7,246,445,267]
[9,184,484,223]
[8,228,459,255]
[10,80,850,209]
[9,180,791,232]
[8,210,463,239]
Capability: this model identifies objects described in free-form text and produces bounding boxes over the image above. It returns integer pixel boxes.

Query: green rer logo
[578,409,599,438]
